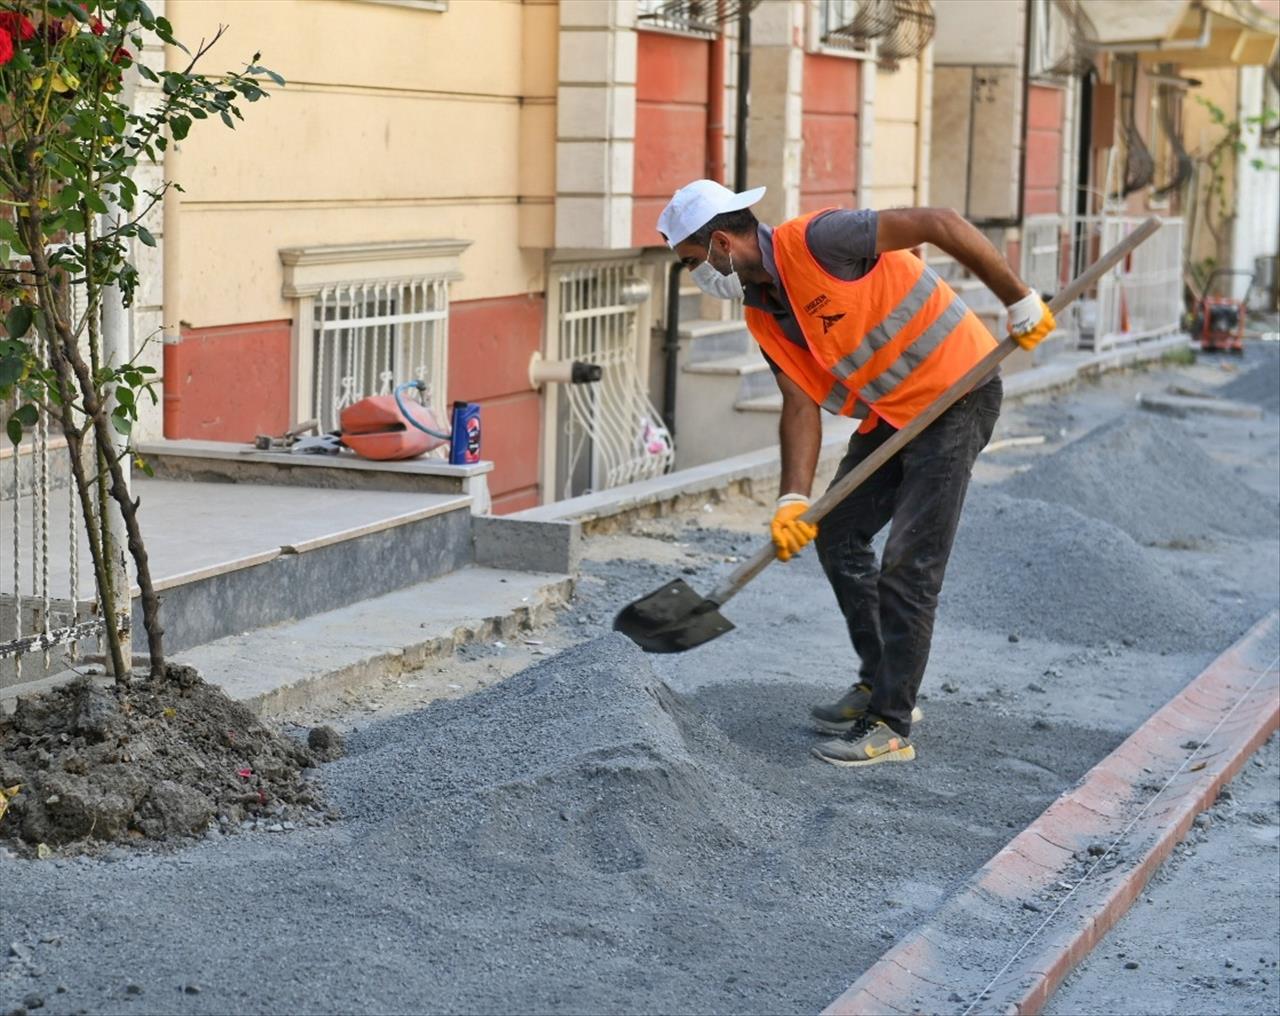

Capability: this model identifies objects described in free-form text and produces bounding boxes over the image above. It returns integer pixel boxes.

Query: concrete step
[735,393,783,413]
[0,479,476,666]
[172,566,573,716]
[683,350,776,401]
[1,565,574,718]
[678,317,754,362]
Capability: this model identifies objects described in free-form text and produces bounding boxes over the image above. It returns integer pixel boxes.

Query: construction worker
[657,180,1055,768]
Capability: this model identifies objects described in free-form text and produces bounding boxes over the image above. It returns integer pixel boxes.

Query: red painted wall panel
[164,320,291,442]
[448,294,545,513]
[1024,84,1065,219]
[636,30,709,103]
[634,30,711,246]
[634,104,709,201]
[801,53,860,211]
[803,52,860,115]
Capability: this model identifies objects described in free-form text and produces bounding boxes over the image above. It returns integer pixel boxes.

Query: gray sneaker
[812,716,915,768]
[810,683,923,735]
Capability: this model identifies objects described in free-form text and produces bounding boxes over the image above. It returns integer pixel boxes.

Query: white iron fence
[310,277,449,434]
[1022,214,1184,353]
[552,261,673,499]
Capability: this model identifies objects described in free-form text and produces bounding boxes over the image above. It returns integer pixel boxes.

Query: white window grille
[310,278,449,434]
[551,261,673,499]
[817,0,889,54]
[637,0,720,38]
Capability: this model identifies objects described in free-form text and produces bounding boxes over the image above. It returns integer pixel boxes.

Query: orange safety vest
[744,210,997,431]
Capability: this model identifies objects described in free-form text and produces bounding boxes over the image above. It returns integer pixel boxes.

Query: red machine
[1195,269,1253,355]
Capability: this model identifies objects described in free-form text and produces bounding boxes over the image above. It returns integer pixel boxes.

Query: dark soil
[0,665,327,856]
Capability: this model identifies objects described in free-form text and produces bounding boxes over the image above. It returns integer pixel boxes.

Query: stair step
[683,351,770,376]
[167,568,571,716]
[735,393,783,413]
[677,317,751,341]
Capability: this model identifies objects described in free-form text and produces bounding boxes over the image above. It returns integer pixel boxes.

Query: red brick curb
[824,611,1280,1016]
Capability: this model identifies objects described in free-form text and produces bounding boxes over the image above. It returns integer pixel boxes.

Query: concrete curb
[517,334,1192,533]
[824,610,1280,1016]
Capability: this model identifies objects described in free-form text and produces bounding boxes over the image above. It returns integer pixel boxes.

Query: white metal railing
[1021,214,1184,353]
[1078,215,1184,353]
[554,261,673,498]
[311,277,449,434]
[819,0,888,52]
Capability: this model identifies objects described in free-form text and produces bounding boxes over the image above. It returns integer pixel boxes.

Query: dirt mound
[941,490,1235,652]
[332,635,769,868]
[0,667,324,855]
[1002,413,1277,546]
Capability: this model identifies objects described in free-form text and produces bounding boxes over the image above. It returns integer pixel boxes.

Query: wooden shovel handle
[707,216,1164,607]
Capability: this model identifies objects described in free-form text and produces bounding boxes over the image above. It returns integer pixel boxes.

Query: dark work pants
[815,376,1002,737]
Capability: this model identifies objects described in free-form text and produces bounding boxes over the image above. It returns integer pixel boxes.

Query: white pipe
[1090,6,1213,53]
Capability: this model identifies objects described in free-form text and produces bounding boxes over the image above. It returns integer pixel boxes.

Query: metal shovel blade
[613,578,736,653]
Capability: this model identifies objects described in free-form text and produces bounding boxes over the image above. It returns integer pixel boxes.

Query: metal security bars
[819,0,892,52]
[636,0,720,37]
[553,261,673,499]
[311,278,449,434]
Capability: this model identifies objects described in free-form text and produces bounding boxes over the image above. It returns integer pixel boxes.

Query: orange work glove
[771,494,818,562]
[1006,291,1056,351]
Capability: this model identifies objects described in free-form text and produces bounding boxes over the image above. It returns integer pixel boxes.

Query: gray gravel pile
[1002,413,1277,545]
[942,490,1237,652]
[1219,344,1279,413]
[0,636,1125,1016]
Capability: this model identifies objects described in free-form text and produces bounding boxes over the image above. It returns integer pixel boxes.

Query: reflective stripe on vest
[855,295,967,403]
[821,382,851,414]
[831,267,941,382]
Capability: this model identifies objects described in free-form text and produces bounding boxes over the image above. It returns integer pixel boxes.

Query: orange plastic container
[339,395,448,461]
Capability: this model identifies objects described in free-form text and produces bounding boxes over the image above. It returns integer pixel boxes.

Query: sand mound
[1002,413,1277,545]
[942,490,1233,651]
[333,635,768,870]
[0,668,324,854]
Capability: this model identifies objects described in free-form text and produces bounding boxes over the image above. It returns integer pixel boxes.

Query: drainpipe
[161,32,183,438]
[706,3,727,183]
[734,3,751,192]
[663,260,683,441]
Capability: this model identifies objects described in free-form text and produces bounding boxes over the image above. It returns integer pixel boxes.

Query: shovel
[615,217,1163,653]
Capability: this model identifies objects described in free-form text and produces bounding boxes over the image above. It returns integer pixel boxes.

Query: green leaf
[110,412,133,436]
[220,110,235,129]
[136,225,156,247]
[5,305,33,339]
[85,193,110,215]
[6,416,22,446]
[171,114,192,140]
[115,387,135,409]
[0,355,23,387]
[14,404,37,427]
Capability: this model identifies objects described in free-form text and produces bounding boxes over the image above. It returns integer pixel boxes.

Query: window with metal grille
[310,278,449,435]
[636,0,719,38]
[818,0,887,54]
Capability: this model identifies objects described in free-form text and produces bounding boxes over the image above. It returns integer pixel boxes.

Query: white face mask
[690,238,744,301]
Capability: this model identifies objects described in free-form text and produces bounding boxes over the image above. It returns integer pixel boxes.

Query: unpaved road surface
[1,345,1277,1016]
[1046,733,1280,1016]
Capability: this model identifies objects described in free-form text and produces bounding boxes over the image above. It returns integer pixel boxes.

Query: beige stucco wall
[168,0,557,329]
[1184,67,1240,275]
[868,57,928,208]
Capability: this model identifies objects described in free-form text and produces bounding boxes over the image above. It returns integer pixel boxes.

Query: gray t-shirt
[743,208,879,371]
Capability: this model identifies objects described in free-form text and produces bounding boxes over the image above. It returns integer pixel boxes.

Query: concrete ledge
[473,515,582,574]
[1137,391,1265,420]
[512,418,858,533]
[172,566,574,717]
[138,439,493,514]
[515,334,1194,534]
[825,611,1280,1016]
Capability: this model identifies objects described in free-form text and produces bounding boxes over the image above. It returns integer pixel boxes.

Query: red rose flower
[90,16,105,35]
[111,45,131,65]
[0,28,13,67]
[0,12,36,41]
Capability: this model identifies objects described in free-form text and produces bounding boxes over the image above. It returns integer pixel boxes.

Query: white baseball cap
[657,179,767,248]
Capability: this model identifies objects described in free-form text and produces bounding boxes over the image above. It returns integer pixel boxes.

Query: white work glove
[1006,291,1056,351]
